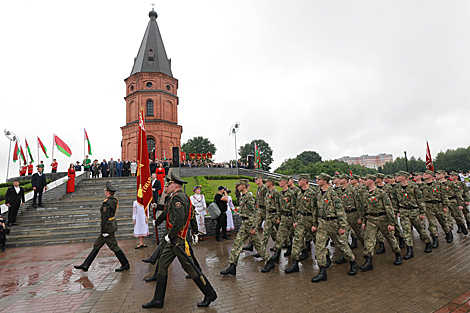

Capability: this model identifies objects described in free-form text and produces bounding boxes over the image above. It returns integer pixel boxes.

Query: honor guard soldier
[27,162,34,175]
[74,182,130,272]
[51,159,58,173]
[19,163,27,176]
[143,172,217,309]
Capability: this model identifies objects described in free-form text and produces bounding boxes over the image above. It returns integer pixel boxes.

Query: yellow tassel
[184,240,191,256]
[138,185,143,198]
[200,276,206,286]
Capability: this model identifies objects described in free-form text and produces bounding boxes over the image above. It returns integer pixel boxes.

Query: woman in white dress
[130,160,137,177]
[190,186,206,241]
[226,193,235,232]
[133,200,149,248]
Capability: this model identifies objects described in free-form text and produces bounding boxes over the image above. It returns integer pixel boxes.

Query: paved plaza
[1,228,470,313]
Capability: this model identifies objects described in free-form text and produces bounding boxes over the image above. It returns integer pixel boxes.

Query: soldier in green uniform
[311,173,359,283]
[285,174,317,274]
[74,182,130,272]
[421,170,453,247]
[392,171,432,259]
[436,170,468,235]
[143,172,217,309]
[220,179,275,275]
[243,175,268,252]
[358,175,402,271]
[451,171,470,229]
[269,176,297,262]
[257,177,280,256]
[348,174,363,249]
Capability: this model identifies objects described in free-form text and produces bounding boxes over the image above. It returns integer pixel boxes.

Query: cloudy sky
[1,0,470,179]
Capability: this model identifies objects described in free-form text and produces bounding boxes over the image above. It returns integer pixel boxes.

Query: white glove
[164,234,170,243]
[102,233,109,237]
[195,210,199,216]
[152,220,156,226]
[192,234,199,245]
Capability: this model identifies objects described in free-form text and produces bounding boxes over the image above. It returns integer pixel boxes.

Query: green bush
[0,179,51,202]
[203,175,255,182]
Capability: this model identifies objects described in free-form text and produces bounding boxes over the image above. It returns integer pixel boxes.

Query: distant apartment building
[337,153,393,169]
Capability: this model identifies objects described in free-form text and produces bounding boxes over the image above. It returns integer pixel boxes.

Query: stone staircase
[7,177,142,247]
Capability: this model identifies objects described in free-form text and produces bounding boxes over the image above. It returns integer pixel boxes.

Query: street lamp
[4,129,19,182]
[229,122,240,175]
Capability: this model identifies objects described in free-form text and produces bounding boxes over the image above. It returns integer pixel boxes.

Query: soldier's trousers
[400,210,431,246]
[93,232,121,253]
[229,221,270,264]
[158,237,198,278]
[257,205,267,229]
[462,205,470,225]
[363,216,400,257]
[346,211,364,244]
[426,202,450,237]
[261,213,278,248]
[448,199,465,225]
[315,219,355,268]
[291,215,315,260]
[273,215,294,251]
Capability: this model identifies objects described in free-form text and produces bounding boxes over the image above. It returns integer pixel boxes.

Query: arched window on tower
[146,100,154,116]
[147,138,156,160]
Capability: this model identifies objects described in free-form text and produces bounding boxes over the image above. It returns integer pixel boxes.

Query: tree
[297,151,322,165]
[181,136,216,154]
[239,139,274,171]
[379,156,426,174]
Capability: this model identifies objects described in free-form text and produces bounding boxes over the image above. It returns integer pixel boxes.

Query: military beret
[424,170,435,176]
[280,175,290,181]
[106,181,117,192]
[397,171,410,177]
[299,174,310,180]
[266,177,276,183]
[364,174,376,181]
[451,171,459,176]
[436,170,447,174]
[316,173,331,181]
[339,174,349,180]
[168,171,187,185]
[351,174,360,180]
[255,174,264,179]
[238,179,250,186]
[376,173,385,179]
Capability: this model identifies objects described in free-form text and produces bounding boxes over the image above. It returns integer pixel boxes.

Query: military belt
[299,212,313,216]
[425,200,442,204]
[321,216,337,221]
[401,205,418,210]
[367,212,386,217]
[345,209,358,214]
[241,216,249,221]
[109,216,115,220]
[449,196,457,200]
[282,213,293,217]
[268,210,277,214]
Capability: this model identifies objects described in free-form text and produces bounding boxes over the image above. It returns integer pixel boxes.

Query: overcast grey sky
[1,0,470,179]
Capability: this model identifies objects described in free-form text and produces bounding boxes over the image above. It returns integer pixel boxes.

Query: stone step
[17,211,134,221]
[9,216,135,228]
[8,222,138,236]
[7,232,142,247]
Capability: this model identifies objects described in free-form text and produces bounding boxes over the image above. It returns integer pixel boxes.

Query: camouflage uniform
[272,188,297,251]
[229,190,271,264]
[359,187,400,257]
[291,185,317,260]
[338,183,364,245]
[392,180,431,246]
[442,179,465,225]
[419,179,451,237]
[455,179,470,225]
[255,183,269,228]
[313,186,355,267]
[262,186,280,248]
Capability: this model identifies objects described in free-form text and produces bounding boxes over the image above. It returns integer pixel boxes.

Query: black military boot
[403,246,414,260]
[252,253,261,258]
[220,263,236,276]
[394,252,402,265]
[431,237,439,248]
[270,250,281,263]
[115,250,130,272]
[461,224,469,235]
[398,236,405,249]
[359,257,373,271]
[261,259,276,273]
[142,246,161,265]
[284,245,292,257]
[193,275,217,307]
[270,247,275,251]
[446,231,453,243]
[457,224,463,233]
[424,242,433,253]
[74,248,99,272]
[305,240,311,251]
[299,249,309,261]
[145,272,158,282]
[311,267,327,283]
[142,274,167,309]
[349,238,358,249]
[242,241,253,251]
[376,242,385,254]
[325,255,331,268]
[285,260,299,274]
[335,255,347,264]
[348,260,359,275]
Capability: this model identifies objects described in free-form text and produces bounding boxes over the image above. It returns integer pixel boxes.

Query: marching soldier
[311,173,359,283]
[220,179,275,276]
[256,177,280,257]
[74,182,130,272]
[420,170,453,247]
[392,171,432,259]
[358,174,402,271]
[243,174,268,252]
[143,172,217,309]
[451,171,470,229]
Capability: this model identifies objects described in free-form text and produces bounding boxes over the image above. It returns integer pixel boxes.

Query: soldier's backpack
[207,202,221,219]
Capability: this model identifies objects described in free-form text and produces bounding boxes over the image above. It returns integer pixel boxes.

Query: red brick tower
[121,9,182,161]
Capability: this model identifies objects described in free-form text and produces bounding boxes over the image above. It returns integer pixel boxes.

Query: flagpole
[52,134,55,169]
[37,137,40,167]
[84,128,86,161]
[6,140,12,182]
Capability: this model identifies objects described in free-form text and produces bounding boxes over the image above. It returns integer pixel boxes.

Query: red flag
[202,153,207,159]
[13,141,19,163]
[426,141,434,171]
[189,153,195,160]
[349,168,353,176]
[38,136,49,158]
[181,152,186,161]
[137,107,153,217]
[20,146,26,163]
[84,129,92,155]
[196,153,201,160]
[54,135,72,157]
[207,153,212,159]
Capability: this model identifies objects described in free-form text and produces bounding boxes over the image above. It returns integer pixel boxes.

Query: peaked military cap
[415,172,423,176]
[238,178,250,186]
[106,182,117,192]
[255,174,264,179]
[299,174,310,180]
[376,173,385,179]
[339,174,349,180]
[451,171,459,176]
[280,175,290,181]
[364,174,376,181]
[397,171,410,177]
[168,171,187,185]
[266,177,276,183]
[436,170,447,174]
[424,170,435,176]
[351,174,360,180]
[316,173,331,181]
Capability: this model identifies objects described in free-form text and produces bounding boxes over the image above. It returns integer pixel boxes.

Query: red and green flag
[25,138,34,163]
[84,129,92,155]
[54,134,72,157]
[38,136,49,158]
[13,141,19,163]
[254,143,261,169]
[20,145,26,163]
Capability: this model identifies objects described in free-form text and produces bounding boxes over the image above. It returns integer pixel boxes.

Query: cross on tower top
[151,2,155,10]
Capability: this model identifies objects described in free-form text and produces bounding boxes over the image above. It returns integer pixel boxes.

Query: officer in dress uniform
[74,182,130,272]
[143,172,217,309]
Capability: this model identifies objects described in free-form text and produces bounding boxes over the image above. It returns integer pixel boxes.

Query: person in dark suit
[32,166,48,208]
[5,179,25,226]
[116,159,123,177]
[151,173,161,204]
[101,159,108,177]
[0,214,10,252]
[108,158,116,177]
[123,159,130,177]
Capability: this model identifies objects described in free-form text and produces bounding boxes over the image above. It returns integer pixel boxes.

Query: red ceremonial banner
[189,153,195,160]
[137,107,153,217]
[181,152,186,161]
[202,153,207,159]
[207,153,212,159]
[196,153,201,160]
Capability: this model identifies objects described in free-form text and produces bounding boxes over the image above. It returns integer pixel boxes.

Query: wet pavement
[1,228,470,313]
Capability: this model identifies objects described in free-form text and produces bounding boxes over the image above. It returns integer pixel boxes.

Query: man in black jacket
[123,159,130,177]
[32,167,48,208]
[0,214,10,252]
[5,179,25,226]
